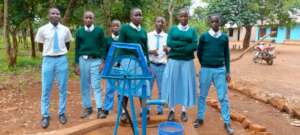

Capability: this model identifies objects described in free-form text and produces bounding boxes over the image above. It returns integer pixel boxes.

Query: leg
[79,57,92,109]
[197,67,212,120]
[155,64,165,113]
[41,57,55,117]
[55,56,69,115]
[90,59,102,109]
[104,67,118,111]
[212,67,231,124]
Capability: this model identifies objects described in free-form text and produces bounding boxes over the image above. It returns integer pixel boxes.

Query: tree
[206,0,260,49]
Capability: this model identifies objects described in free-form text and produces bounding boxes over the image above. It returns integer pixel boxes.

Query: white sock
[182,106,186,112]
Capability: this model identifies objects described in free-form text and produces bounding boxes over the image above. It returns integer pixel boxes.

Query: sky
[190,0,208,15]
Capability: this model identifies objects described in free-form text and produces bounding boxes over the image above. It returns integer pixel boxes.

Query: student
[75,11,106,119]
[162,8,198,122]
[194,14,234,135]
[102,19,121,118]
[147,16,168,115]
[118,7,150,122]
[35,7,72,128]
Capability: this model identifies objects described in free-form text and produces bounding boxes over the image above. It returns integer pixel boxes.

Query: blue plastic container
[158,121,184,135]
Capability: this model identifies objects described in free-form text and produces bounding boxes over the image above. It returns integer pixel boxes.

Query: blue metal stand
[102,42,166,135]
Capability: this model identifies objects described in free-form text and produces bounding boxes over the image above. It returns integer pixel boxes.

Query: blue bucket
[158,121,184,135]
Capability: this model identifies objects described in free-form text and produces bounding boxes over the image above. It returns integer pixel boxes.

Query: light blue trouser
[79,56,102,109]
[150,63,165,112]
[197,67,231,124]
[104,67,120,111]
[41,55,68,117]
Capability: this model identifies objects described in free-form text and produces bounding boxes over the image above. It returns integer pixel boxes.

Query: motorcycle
[253,43,276,65]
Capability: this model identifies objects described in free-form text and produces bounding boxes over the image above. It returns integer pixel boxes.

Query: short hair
[84,11,95,18]
[177,8,189,16]
[111,19,121,25]
[155,16,166,23]
[48,7,60,14]
[208,13,221,21]
[130,7,142,16]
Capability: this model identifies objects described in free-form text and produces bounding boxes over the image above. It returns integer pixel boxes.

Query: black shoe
[59,114,67,124]
[224,123,234,135]
[167,111,175,121]
[180,112,188,122]
[193,119,203,128]
[120,112,128,123]
[99,110,109,119]
[41,117,50,129]
[80,107,93,118]
[97,109,106,119]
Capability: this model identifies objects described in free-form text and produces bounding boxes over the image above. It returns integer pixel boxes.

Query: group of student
[35,7,234,135]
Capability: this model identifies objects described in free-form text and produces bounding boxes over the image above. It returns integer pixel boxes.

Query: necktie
[155,35,160,49]
[53,28,60,52]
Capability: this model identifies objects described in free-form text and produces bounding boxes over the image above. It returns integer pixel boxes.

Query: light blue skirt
[162,59,196,108]
[118,58,150,97]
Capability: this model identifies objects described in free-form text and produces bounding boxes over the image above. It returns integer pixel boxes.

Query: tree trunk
[243,26,252,50]
[168,0,174,28]
[100,0,112,35]
[63,0,77,25]
[9,28,18,67]
[3,0,8,47]
[29,22,36,58]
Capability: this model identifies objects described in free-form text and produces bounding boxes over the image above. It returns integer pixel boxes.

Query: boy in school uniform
[35,7,72,128]
[194,14,234,135]
[101,19,121,118]
[75,11,106,119]
[147,16,168,115]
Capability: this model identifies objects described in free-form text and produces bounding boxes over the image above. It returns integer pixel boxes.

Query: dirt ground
[0,45,300,135]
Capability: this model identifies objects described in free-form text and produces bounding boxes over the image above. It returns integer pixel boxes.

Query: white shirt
[84,24,95,32]
[35,23,72,56]
[112,33,119,40]
[177,24,190,31]
[147,30,168,64]
[129,22,141,31]
[208,28,222,38]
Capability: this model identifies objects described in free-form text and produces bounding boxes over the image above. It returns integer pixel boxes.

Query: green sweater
[167,26,198,60]
[197,32,230,73]
[75,26,106,64]
[118,24,149,63]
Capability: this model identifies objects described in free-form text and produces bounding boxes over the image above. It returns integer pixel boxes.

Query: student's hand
[75,65,80,76]
[149,50,159,56]
[99,62,105,73]
[226,74,231,82]
[163,46,169,54]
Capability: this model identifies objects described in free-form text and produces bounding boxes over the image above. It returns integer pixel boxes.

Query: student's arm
[99,28,106,60]
[143,32,150,66]
[197,34,205,64]
[224,35,230,74]
[38,43,43,52]
[35,28,44,52]
[167,27,186,49]
[75,29,81,64]
[118,25,126,42]
[66,42,70,50]
[183,29,198,53]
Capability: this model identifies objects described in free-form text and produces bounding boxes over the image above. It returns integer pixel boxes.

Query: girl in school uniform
[118,7,150,122]
[162,8,198,122]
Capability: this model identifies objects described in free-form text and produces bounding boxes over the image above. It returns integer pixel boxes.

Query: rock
[269,96,287,111]
[292,107,300,119]
[249,131,273,135]
[230,111,246,123]
[241,118,252,129]
[253,92,270,103]
[249,123,267,132]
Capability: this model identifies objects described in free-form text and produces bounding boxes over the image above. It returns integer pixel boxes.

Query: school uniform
[147,30,168,113]
[197,29,231,124]
[35,22,72,117]
[103,33,120,111]
[162,24,198,109]
[118,22,150,97]
[75,25,106,110]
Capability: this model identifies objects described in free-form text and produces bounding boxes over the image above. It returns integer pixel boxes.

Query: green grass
[0,40,78,78]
